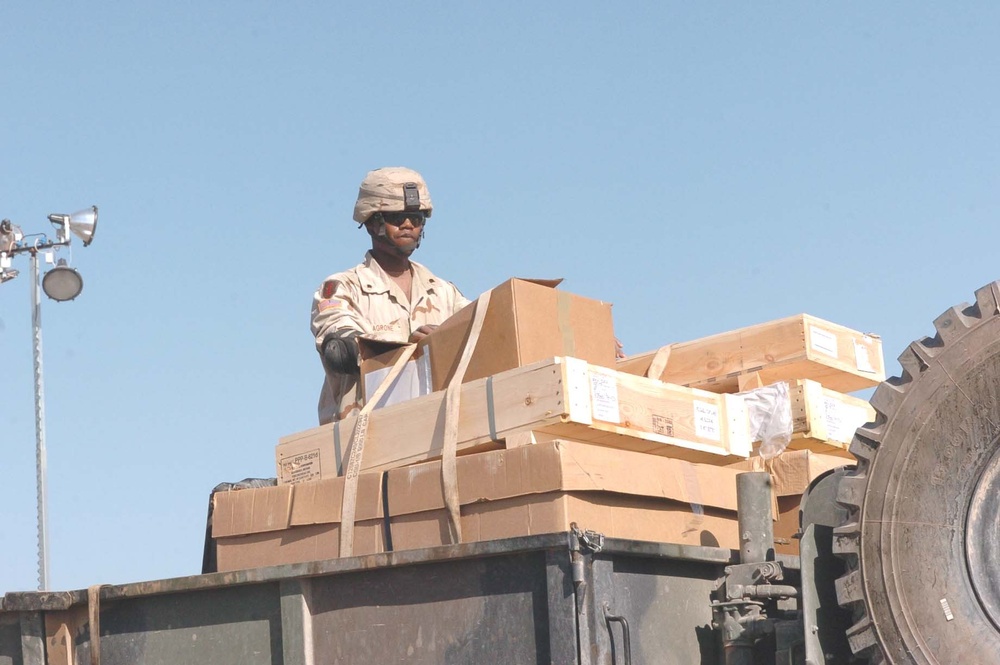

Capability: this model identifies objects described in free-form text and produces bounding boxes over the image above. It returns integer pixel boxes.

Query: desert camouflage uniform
[312,251,470,424]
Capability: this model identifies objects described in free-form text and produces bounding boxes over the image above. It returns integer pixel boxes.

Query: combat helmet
[353,167,433,224]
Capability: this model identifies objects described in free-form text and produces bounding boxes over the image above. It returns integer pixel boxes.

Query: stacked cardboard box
[360,277,617,400]
[212,280,882,569]
[214,440,745,570]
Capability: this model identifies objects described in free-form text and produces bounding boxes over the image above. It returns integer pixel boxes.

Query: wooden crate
[521,378,873,458]
[784,379,875,456]
[617,314,885,394]
[276,357,752,483]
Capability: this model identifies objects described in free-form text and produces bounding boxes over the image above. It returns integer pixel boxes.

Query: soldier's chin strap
[369,218,423,257]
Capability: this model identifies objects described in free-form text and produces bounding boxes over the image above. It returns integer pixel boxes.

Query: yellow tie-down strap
[339,342,418,557]
[439,290,492,544]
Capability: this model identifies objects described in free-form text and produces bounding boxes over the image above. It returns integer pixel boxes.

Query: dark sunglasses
[380,211,427,226]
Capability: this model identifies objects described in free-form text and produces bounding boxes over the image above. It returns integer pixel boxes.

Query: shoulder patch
[318,298,347,312]
[321,280,337,298]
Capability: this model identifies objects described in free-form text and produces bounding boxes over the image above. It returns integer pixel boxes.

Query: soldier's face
[371,214,423,255]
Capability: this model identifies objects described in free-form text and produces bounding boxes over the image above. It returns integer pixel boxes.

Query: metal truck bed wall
[0,533,743,665]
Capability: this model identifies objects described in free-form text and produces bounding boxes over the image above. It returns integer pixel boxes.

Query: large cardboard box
[276,357,751,483]
[730,449,854,555]
[212,473,386,571]
[617,314,885,394]
[218,441,744,571]
[361,278,617,406]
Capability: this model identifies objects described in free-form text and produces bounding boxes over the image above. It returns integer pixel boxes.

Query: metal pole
[30,251,50,591]
[736,472,774,564]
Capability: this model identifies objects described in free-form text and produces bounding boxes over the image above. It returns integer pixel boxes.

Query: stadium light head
[42,259,84,301]
[1,218,23,248]
[48,206,98,247]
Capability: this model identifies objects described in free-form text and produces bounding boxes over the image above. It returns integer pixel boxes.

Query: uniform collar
[357,251,439,296]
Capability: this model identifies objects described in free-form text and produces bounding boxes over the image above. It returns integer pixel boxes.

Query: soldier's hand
[322,335,361,375]
[615,337,625,360]
[409,325,438,343]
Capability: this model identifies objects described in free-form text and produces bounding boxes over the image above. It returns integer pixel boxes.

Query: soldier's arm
[311,278,369,374]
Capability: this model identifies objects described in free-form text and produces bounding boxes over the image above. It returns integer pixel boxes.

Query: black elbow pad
[321,336,360,375]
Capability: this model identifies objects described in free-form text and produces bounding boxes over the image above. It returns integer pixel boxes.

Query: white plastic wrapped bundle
[740,381,793,459]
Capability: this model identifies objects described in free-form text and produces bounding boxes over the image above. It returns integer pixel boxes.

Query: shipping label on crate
[694,401,722,441]
[651,414,674,437]
[589,367,621,424]
[278,448,323,485]
[809,326,839,358]
[854,340,876,374]
[822,397,868,444]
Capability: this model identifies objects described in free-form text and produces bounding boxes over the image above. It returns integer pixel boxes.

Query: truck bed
[0,533,748,665]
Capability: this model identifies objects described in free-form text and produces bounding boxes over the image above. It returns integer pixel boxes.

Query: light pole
[1,207,98,591]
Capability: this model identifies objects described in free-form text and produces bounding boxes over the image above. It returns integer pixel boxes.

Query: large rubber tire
[835,281,1000,663]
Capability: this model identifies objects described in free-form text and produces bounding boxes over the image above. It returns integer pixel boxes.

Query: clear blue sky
[1,3,997,593]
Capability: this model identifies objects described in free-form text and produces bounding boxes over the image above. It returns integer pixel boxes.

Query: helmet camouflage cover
[353,167,434,224]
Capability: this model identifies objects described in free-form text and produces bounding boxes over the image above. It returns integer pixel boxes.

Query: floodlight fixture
[48,206,98,247]
[42,259,84,301]
[2,204,100,590]
[1,219,23,250]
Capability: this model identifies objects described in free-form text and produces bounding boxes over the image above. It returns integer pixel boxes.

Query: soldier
[311,167,470,425]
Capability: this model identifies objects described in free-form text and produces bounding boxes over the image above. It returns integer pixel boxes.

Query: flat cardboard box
[220,441,744,571]
[391,492,740,551]
[276,357,751,484]
[361,277,616,406]
[729,449,854,554]
[617,314,885,394]
[385,439,742,551]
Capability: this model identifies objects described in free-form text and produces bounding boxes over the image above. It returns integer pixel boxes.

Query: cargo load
[248,279,881,569]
